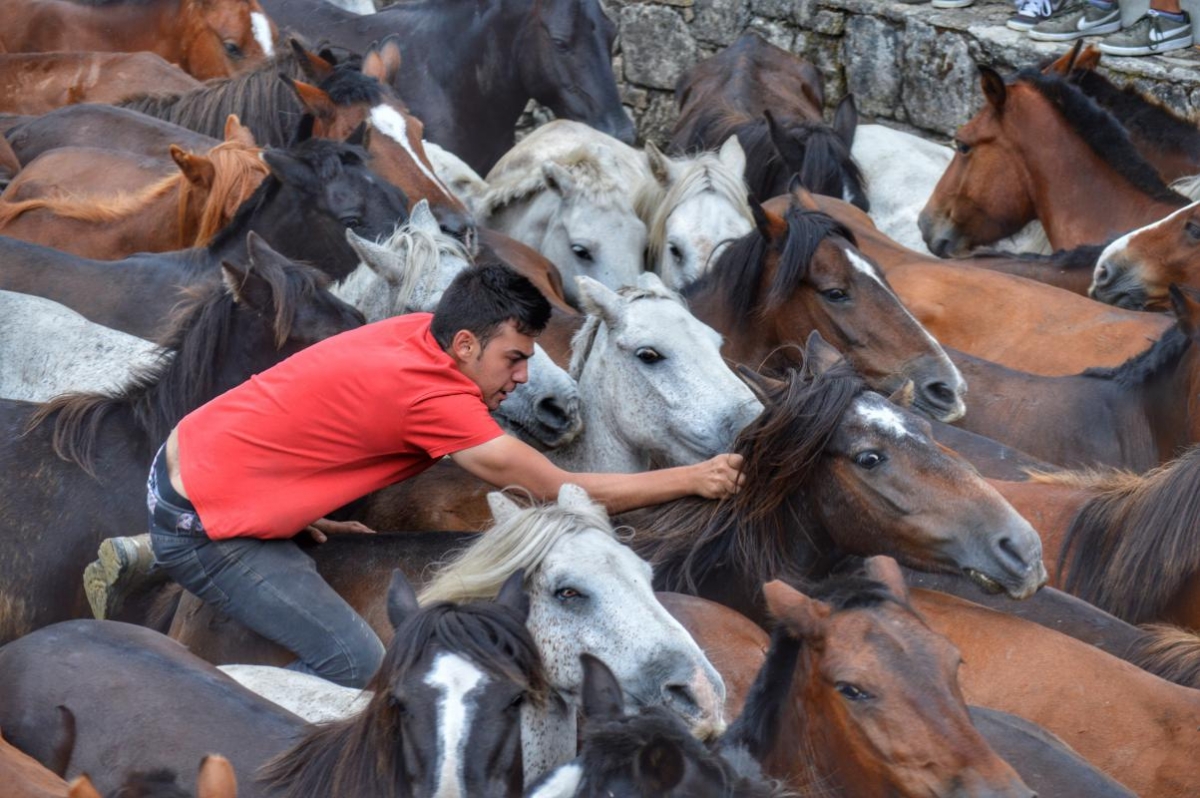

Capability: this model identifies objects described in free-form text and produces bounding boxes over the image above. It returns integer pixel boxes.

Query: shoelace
[1016,0,1053,17]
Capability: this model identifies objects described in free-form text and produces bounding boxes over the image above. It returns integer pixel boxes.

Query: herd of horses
[0,0,1198,794]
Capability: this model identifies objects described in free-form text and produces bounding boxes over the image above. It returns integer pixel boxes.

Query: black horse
[259,0,634,173]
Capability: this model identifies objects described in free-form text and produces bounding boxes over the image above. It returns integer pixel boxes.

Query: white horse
[553,273,763,472]
[481,123,648,306]
[338,200,583,450]
[634,137,753,290]
[852,124,1051,256]
[223,484,727,786]
[0,290,162,402]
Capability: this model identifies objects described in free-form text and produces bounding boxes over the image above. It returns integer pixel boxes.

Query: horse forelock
[182,138,269,247]
[1017,69,1187,206]
[419,491,614,606]
[567,284,686,380]
[481,145,631,215]
[1058,446,1200,624]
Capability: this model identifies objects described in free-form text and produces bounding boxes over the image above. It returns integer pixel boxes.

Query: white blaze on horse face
[526,764,584,798]
[663,191,752,289]
[369,105,457,201]
[426,652,489,798]
[1093,201,1198,292]
[854,396,913,440]
[250,13,274,57]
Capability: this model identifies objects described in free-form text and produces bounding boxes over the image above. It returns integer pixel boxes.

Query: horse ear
[580,653,625,721]
[387,569,420,630]
[68,777,103,798]
[1044,40,1084,77]
[363,36,403,87]
[197,754,238,798]
[409,199,439,234]
[1169,283,1200,337]
[262,149,314,189]
[345,228,404,285]
[542,161,577,198]
[634,737,686,792]
[487,491,523,525]
[887,380,915,408]
[979,66,1007,112]
[171,145,216,188]
[717,134,746,178]
[557,483,595,513]
[735,363,785,406]
[644,140,673,187]
[221,259,276,314]
[223,114,257,147]
[764,109,804,168]
[290,38,335,82]
[1076,44,1102,73]
[636,270,668,294]
[576,275,625,329]
[763,579,830,640]
[832,94,859,147]
[749,195,773,239]
[283,76,338,122]
[802,330,845,379]
[863,556,910,602]
[495,568,530,622]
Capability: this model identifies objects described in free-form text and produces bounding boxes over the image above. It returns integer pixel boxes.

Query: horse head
[179,0,277,79]
[1091,202,1200,310]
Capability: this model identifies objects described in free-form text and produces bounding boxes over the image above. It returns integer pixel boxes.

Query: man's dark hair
[431,262,552,350]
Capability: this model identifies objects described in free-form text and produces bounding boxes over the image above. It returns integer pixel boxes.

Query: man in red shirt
[139,264,743,687]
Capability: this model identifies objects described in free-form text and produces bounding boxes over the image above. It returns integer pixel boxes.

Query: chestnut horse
[671,32,866,210]
[259,0,633,173]
[0,118,266,259]
[0,0,277,81]
[921,66,1188,256]
[0,52,200,115]
[1091,200,1200,310]
[0,238,363,644]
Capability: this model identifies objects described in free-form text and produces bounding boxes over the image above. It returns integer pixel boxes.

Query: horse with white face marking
[634,136,753,290]
[0,290,162,402]
[555,274,763,472]
[481,130,646,306]
[338,200,583,450]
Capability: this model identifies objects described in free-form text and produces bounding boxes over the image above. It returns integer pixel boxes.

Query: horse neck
[520,693,576,786]
[1143,340,1200,461]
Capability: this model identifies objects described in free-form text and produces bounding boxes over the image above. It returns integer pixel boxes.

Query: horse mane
[0,173,179,226]
[258,599,547,798]
[1016,69,1187,206]
[1056,446,1200,623]
[632,150,752,271]
[969,242,1104,271]
[418,489,615,605]
[181,138,269,247]
[480,143,632,215]
[1126,624,1200,690]
[25,253,329,474]
[628,362,867,595]
[685,206,856,323]
[567,280,685,380]
[1071,68,1200,162]
[1081,324,1190,386]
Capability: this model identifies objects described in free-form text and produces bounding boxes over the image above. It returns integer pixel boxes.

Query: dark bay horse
[0,573,543,797]
[920,66,1188,256]
[948,284,1200,471]
[0,138,406,338]
[0,0,278,81]
[0,237,363,643]
[671,32,866,210]
[0,52,200,116]
[684,201,967,423]
[259,0,633,173]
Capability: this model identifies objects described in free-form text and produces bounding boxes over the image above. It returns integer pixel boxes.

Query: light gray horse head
[493,344,583,450]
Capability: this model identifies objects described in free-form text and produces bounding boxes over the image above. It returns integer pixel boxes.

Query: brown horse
[684,201,967,423]
[0,0,276,81]
[1090,201,1200,310]
[921,66,1188,256]
[0,52,200,115]
[755,562,1033,797]
[3,728,69,798]
[912,588,1200,798]
[788,192,1170,375]
[0,117,266,259]
[671,32,866,209]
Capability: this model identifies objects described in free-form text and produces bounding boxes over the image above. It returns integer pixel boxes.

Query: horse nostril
[662,683,700,716]
[535,396,570,431]
[996,536,1030,572]
[923,380,957,408]
[1093,262,1113,288]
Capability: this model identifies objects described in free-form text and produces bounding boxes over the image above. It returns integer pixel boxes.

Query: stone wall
[604,0,1200,147]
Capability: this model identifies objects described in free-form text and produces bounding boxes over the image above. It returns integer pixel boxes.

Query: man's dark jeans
[146,446,384,688]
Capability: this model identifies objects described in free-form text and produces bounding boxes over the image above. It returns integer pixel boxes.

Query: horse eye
[571,244,593,262]
[508,692,527,711]
[555,587,582,601]
[854,451,884,470]
[836,682,871,701]
[389,694,407,714]
[668,242,683,262]
[636,347,664,364]
[954,139,971,155]
[224,41,243,59]
[1186,221,1200,241]
[553,38,571,52]
[342,216,363,229]
[821,287,849,303]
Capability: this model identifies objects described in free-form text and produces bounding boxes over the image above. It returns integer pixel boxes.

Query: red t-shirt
[177,313,503,540]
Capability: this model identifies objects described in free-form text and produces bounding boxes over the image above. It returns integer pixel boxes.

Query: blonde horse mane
[418,489,615,606]
[633,152,752,271]
[480,143,631,216]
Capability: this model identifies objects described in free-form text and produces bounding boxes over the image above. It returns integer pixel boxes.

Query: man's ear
[450,329,480,361]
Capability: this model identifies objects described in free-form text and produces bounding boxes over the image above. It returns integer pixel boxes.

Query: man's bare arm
[449,435,744,515]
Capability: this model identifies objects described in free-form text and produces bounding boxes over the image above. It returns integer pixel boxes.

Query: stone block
[746,17,796,51]
[842,16,901,120]
[900,22,979,135]
[692,0,751,46]
[812,9,845,35]
[620,4,701,90]
[639,90,682,148]
[750,0,792,18]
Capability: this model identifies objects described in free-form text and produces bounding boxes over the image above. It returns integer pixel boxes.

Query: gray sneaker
[1008,0,1065,31]
[1099,10,1192,56]
[1028,1,1121,40]
[83,534,162,620]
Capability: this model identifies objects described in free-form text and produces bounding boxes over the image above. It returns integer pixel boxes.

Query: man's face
[454,321,535,410]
